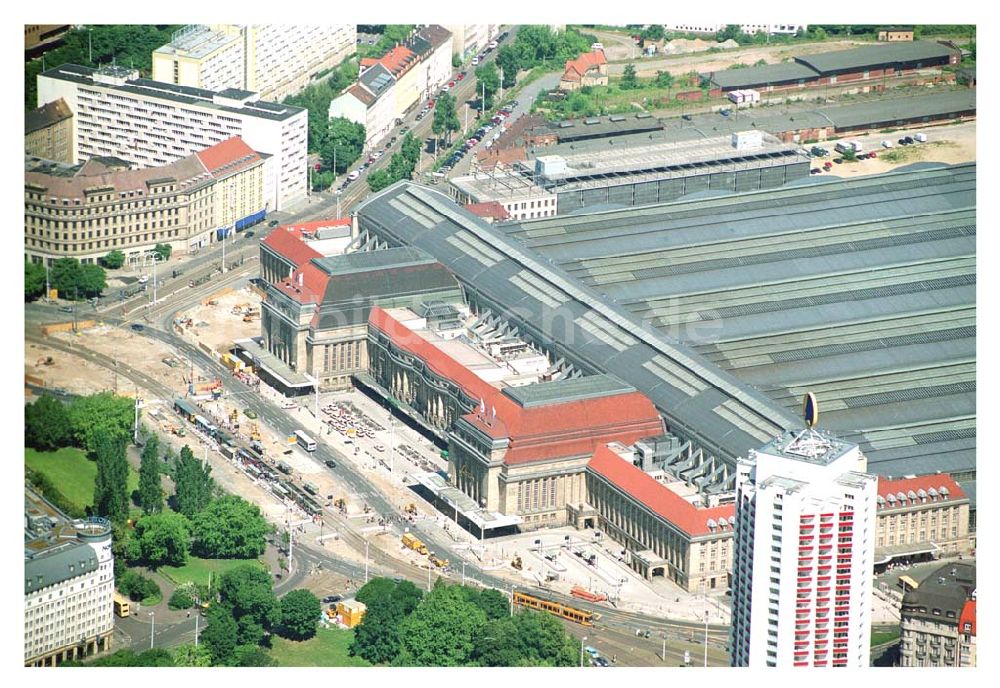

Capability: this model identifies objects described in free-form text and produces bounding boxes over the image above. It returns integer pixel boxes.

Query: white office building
[730,429,877,668]
[664,23,807,36]
[152,24,356,102]
[37,64,307,211]
[24,489,115,667]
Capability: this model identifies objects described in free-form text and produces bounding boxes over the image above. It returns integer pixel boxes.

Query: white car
[882,140,894,149]
[471,57,480,66]
[442,84,450,92]
[137,275,149,284]
[347,170,361,181]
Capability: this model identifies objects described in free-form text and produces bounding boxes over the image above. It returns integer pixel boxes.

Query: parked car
[322,595,342,604]
[389,136,397,145]
[448,80,456,88]
[400,125,409,133]
[268,219,279,227]
[904,136,915,145]
[244,230,255,238]
[594,657,610,667]
[442,84,450,92]
[131,323,144,331]
[882,140,894,149]
[823,161,833,170]
[898,138,909,145]
[833,158,843,164]
[584,646,600,658]
[347,170,361,181]
[471,57,480,66]
[59,305,73,313]
[810,167,821,174]
[456,73,465,81]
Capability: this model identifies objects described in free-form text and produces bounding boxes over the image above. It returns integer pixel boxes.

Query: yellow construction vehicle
[404,503,418,515]
[402,532,429,555]
[512,554,523,570]
[430,553,449,568]
[249,422,261,443]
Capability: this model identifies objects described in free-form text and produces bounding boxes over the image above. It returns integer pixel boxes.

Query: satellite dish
[803,392,819,427]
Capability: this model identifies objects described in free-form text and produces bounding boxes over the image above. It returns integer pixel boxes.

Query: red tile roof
[959,598,976,636]
[378,45,418,77]
[877,473,967,506]
[563,50,607,81]
[194,136,261,177]
[369,306,663,465]
[463,201,510,221]
[360,57,378,68]
[588,445,736,538]
[275,262,330,305]
[261,226,324,268]
[348,83,377,106]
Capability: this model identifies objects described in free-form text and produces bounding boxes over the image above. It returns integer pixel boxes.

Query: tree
[153,243,172,262]
[92,434,129,524]
[475,588,510,620]
[452,53,462,68]
[432,93,461,147]
[218,564,281,643]
[655,70,675,91]
[171,644,212,667]
[355,577,396,606]
[279,589,322,640]
[101,250,126,269]
[48,257,83,299]
[401,132,421,165]
[349,598,402,664]
[496,45,519,88]
[25,395,72,451]
[473,610,576,667]
[716,24,743,43]
[367,169,393,193]
[397,584,487,666]
[171,445,215,517]
[642,24,665,42]
[755,58,768,66]
[25,260,46,300]
[202,604,239,665]
[117,569,161,602]
[68,392,134,454]
[138,434,163,515]
[234,645,277,666]
[77,264,107,298]
[474,62,500,110]
[621,63,639,90]
[169,586,195,610]
[133,511,191,568]
[190,495,268,559]
[322,117,366,174]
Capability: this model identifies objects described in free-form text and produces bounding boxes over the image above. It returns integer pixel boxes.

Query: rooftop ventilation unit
[635,112,652,119]
[609,115,625,122]
[558,121,574,128]
[583,117,600,125]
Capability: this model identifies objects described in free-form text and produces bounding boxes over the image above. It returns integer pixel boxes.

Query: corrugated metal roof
[709,61,818,89]
[795,41,956,73]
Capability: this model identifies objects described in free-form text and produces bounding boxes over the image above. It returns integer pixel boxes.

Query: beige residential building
[25,99,73,163]
[25,137,265,265]
[153,24,356,102]
[899,563,976,667]
[874,474,971,565]
[444,24,500,59]
[24,489,115,667]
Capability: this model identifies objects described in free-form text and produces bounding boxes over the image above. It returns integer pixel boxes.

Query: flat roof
[502,374,635,408]
[312,246,436,277]
[235,338,312,386]
[154,25,240,60]
[40,64,304,122]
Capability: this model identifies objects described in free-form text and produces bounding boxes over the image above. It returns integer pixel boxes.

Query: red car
[426,99,435,109]
[448,81,456,88]
[456,73,465,81]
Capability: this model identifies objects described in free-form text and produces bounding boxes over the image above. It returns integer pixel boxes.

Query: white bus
[295,430,317,452]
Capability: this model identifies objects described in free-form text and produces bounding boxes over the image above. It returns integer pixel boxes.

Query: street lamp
[149,611,155,650]
[580,635,587,667]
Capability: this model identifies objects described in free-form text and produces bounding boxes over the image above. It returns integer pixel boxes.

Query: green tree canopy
[397,584,487,666]
[218,564,281,639]
[92,434,129,524]
[367,169,393,193]
[279,589,322,640]
[321,117,366,174]
[349,596,403,664]
[171,644,213,667]
[234,645,277,666]
[138,434,163,515]
[474,588,510,620]
[432,93,461,146]
[78,264,107,298]
[496,45,519,88]
[171,445,215,517]
[472,610,577,667]
[621,63,639,89]
[25,395,72,451]
[101,250,126,269]
[201,604,239,665]
[25,260,46,300]
[655,70,675,90]
[190,495,268,559]
[153,243,172,262]
[68,392,134,454]
[474,62,500,111]
[133,511,190,568]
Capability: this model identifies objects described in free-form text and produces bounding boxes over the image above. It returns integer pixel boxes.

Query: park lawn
[871,628,901,646]
[269,627,371,667]
[25,447,139,513]
[160,557,265,587]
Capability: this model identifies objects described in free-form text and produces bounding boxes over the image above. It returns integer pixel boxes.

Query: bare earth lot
[819,120,975,179]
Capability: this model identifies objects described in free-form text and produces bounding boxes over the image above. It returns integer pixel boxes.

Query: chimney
[298,272,304,287]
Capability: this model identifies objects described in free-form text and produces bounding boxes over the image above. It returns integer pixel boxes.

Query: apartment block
[37,64,306,211]
[153,24,356,101]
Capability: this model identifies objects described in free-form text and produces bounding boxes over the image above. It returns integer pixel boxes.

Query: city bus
[295,430,317,452]
[113,592,131,618]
